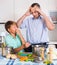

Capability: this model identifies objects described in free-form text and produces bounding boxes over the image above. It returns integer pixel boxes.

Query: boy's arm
[13,42,31,53]
[13,44,25,53]
[16,28,26,44]
[16,28,30,45]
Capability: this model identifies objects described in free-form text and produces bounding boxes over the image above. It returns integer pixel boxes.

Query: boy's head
[5,21,18,34]
[30,3,41,18]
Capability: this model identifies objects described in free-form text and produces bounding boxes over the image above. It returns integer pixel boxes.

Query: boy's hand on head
[16,28,18,33]
[16,28,21,35]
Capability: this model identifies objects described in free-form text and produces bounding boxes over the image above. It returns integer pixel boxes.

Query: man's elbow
[48,24,55,31]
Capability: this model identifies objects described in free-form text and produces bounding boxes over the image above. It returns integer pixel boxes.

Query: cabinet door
[0,0,14,23]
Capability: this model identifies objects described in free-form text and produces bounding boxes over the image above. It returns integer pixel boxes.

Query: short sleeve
[5,36,16,48]
[20,17,28,29]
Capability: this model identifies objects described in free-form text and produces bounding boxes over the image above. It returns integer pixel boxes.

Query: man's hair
[5,21,17,33]
[31,3,40,8]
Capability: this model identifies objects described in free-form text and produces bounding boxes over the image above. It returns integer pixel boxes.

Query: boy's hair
[31,3,40,8]
[5,21,17,33]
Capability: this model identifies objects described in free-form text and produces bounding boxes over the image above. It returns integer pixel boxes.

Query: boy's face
[8,24,17,34]
[30,5,40,18]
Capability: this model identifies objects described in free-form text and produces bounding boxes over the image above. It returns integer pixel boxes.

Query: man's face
[8,24,17,34]
[30,6,40,18]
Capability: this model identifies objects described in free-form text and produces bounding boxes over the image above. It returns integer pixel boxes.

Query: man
[17,3,55,52]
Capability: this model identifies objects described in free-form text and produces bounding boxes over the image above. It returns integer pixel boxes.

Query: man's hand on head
[35,7,45,16]
[25,7,31,16]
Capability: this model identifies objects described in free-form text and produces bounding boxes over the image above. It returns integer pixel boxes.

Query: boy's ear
[8,28,10,32]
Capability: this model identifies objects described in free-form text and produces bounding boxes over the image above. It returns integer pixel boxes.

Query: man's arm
[41,12,55,30]
[17,8,31,27]
[36,7,55,30]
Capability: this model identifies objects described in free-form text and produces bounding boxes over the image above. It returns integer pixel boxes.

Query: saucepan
[32,45,42,56]
[32,44,45,61]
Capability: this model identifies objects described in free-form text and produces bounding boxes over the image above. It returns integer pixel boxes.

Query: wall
[0,0,14,22]
[48,24,57,42]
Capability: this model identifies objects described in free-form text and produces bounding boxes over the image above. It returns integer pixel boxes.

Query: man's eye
[30,12,33,14]
[34,11,38,13]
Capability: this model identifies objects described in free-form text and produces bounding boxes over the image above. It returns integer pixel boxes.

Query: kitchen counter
[0,55,57,65]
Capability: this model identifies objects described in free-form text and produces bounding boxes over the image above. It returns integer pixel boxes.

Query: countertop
[0,55,57,65]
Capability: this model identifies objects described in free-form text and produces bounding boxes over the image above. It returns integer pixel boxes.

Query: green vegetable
[43,60,51,64]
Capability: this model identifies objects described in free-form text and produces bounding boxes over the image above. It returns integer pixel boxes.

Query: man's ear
[29,7,32,13]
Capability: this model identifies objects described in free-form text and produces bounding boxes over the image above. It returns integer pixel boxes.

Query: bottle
[48,47,53,63]
[2,43,6,56]
[46,47,53,65]
[40,47,45,61]
[43,47,53,65]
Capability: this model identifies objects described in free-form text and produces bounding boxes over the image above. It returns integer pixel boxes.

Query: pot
[32,45,45,61]
[32,45,41,56]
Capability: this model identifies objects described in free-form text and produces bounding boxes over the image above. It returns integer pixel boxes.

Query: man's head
[5,21,18,34]
[31,3,40,8]
[30,3,41,18]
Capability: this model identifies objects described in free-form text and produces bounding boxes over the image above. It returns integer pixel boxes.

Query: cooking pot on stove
[32,45,42,56]
[32,44,45,61]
